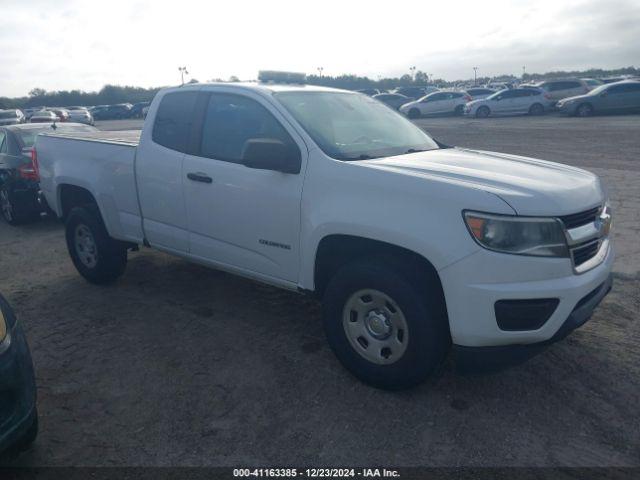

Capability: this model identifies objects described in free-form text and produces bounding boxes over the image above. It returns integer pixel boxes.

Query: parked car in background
[0,123,98,224]
[46,108,70,122]
[535,79,590,103]
[392,86,438,100]
[129,102,151,119]
[22,108,44,120]
[400,91,471,118]
[0,294,37,457]
[465,87,496,100]
[465,88,552,117]
[67,108,95,125]
[29,110,58,123]
[356,88,382,96]
[581,78,604,89]
[142,104,150,118]
[0,110,26,126]
[484,82,510,91]
[557,80,640,117]
[92,104,133,120]
[373,93,411,110]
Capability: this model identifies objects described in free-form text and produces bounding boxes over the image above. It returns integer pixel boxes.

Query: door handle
[187,172,213,184]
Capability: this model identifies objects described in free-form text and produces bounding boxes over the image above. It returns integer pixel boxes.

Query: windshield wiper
[405,148,426,154]
[341,153,378,161]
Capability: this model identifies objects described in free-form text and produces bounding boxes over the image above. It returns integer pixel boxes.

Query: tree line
[1,66,637,110]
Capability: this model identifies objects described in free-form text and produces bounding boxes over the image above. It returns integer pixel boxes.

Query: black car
[0,294,37,457]
[129,102,151,119]
[392,86,430,100]
[355,88,382,96]
[92,104,133,120]
[0,123,98,225]
[372,93,411,110]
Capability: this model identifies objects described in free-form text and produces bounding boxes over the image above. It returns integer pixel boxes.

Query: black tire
[576,103,594,117]
[322,259,450,390]
[454,104,465,116]
[65,204,127,284]
[529,103,544,115]
[407,108,421,119]
[0,184,35,226]
[475,106,490,118]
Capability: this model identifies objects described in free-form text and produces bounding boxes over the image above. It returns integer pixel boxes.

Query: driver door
[182,90,307,283]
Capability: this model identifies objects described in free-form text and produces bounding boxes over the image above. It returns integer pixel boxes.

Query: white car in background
[465,87,497,100]
[400,91,471,118]
[67,108,95,125]
[464,88,552,117]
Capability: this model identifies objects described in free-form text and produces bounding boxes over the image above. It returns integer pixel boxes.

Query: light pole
[178,66,189,85]
[473,66,478,86]
[522,65,526,79]
[317,67,324,78]
[409,66,416,81]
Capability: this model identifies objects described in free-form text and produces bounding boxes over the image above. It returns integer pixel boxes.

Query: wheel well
[314,235,445,304]
[59,185,97,221]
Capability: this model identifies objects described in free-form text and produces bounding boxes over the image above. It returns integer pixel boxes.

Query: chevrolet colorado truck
[35,77,614,389]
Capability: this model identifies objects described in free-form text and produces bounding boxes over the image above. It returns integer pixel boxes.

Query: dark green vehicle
[0,294,37,457]
[557,80,640,116]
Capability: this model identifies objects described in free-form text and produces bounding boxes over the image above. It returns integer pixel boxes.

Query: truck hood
[362,148,604,215]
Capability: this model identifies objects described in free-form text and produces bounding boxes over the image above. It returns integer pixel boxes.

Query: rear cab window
[152,91,200,153]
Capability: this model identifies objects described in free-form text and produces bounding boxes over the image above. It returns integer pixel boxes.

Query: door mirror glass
[242,138,301,174]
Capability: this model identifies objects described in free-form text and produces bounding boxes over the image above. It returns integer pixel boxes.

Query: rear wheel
[475,106,490,118]
[322,260,449,390]
[576,103,594,117]
[407,108,421,119]
[529,103,544,115]
[1,184,36,226]
[65,205,128,284]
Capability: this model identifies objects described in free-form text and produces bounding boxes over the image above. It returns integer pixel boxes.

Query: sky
[1,0,639,97]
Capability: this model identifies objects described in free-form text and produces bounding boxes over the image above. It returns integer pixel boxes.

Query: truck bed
[41,129,141,146]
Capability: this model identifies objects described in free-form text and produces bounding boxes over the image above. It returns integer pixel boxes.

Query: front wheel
[454,104,465,116]
[475,106,490,118]
[322,260,449,390]
[576,103,594,117]
[407,108,421,119]
[529,103,544,115]
[65,205,128,284]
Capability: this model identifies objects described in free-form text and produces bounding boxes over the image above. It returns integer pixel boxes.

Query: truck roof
[162,82,349,96]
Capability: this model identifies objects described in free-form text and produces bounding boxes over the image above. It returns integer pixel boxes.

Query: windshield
[275,91,439,160]
[0,110,18,119]
[17,124,97,147]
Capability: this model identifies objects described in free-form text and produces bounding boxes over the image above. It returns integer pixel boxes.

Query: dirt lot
[1,115,639,467]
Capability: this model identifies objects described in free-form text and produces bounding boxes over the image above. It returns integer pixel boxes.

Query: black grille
[572,241,600,266]
[559,207,599,229]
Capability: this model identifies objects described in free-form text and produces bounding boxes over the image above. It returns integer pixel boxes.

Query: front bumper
[0,298,37,454]
[439,239,614,348]
[454,273,612,372]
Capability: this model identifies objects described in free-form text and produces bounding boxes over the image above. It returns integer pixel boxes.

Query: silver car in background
[464,88,552,117]
[29,110,58,123]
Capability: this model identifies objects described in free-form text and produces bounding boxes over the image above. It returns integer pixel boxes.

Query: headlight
[463,211,569,257]
[0,309,6,343]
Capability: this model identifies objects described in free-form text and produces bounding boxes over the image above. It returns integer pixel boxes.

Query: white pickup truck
[36,78,614,389]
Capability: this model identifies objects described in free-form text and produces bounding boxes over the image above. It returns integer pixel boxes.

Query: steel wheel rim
[74,224,98,268]
[0,189,12,222]
[342,289,409,365]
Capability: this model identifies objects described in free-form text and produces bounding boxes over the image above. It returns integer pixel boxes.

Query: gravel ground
[1,114,638,467]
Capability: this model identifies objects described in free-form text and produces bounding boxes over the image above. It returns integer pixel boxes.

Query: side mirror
[242,138,301,174]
